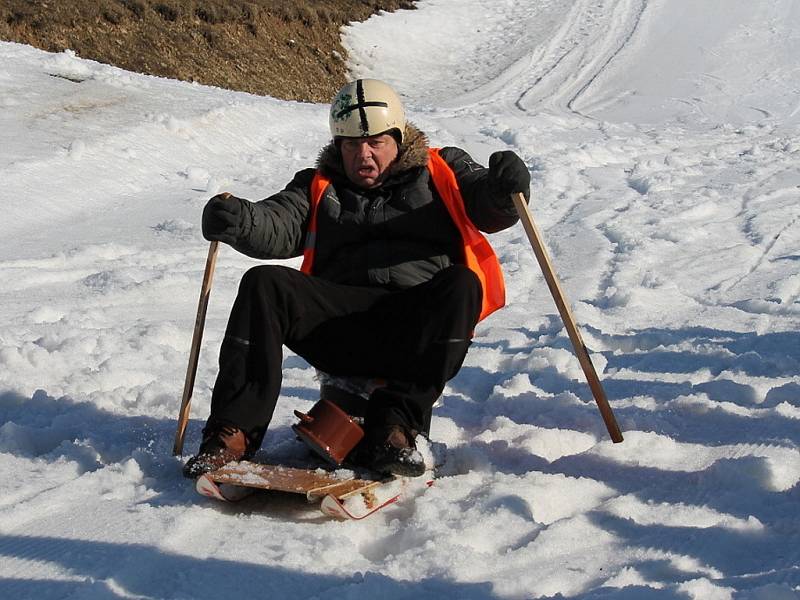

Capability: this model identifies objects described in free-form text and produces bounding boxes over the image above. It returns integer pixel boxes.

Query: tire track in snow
[566,0,650,116]
[514,43,578,112]
[344,0,649,117]
[500,0,651,116]
[724,212,800,293]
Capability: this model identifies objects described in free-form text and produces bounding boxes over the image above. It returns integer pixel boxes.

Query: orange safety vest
[300,147,505,321]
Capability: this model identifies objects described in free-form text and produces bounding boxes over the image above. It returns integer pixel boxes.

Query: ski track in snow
[2,0,800,598]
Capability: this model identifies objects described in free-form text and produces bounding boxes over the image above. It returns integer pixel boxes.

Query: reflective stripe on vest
[299,147,506,322]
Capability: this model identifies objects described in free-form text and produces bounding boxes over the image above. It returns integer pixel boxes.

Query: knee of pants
[239,265,296,303]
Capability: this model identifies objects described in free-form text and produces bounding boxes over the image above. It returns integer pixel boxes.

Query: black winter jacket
[229,125,527,289]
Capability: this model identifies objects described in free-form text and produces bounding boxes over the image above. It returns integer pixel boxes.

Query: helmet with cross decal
[329,79,406,144]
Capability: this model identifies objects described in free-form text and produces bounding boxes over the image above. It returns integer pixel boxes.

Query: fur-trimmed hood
[316,123,430,184]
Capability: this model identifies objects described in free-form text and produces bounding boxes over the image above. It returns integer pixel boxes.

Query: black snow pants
[206,263,482,447]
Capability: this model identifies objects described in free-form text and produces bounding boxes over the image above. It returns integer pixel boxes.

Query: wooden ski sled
[196,461,404,520]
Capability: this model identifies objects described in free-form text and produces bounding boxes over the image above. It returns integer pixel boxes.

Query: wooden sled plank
[200,461,387,500]
[196,461,404,519]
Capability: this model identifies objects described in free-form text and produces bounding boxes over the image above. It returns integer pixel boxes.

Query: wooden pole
[512,193,623,443]
[173,239,221,455]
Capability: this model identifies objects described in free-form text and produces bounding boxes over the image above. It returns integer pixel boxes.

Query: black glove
[488,151,530,197]
[202,193,244,244]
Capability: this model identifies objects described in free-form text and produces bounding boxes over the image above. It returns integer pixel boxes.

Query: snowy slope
[1,0,799,598]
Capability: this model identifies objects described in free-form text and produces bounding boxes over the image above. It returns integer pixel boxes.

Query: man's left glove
[488,151,530,197]
[202,193,244,245]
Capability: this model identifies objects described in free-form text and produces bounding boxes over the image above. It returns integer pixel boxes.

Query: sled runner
[196,461,404,520]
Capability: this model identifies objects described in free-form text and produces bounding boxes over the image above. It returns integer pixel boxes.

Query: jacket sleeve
[438,146,530,233]
[231,168,316,259]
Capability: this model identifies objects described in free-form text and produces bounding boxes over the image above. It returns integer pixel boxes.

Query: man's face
[340,133,399,189]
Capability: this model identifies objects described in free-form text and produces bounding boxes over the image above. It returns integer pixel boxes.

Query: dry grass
[0,0,416,102]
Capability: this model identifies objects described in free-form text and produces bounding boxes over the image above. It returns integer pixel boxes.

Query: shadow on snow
[0,534,497,600]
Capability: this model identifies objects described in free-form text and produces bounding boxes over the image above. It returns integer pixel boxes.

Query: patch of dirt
[0,0,415,102]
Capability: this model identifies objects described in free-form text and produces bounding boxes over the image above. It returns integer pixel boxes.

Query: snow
[1,0,799,597]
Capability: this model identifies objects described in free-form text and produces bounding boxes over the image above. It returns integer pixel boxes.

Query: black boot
[367,425,426,477]
[182,423,250,479]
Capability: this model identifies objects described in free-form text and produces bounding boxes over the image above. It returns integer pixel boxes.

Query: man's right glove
[488,151,530,197]
[202,193,244,244]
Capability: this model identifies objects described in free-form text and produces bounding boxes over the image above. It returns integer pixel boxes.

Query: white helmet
[329,79,406,143]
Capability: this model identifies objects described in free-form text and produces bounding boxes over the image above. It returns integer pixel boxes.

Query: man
[183,79,530,479]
